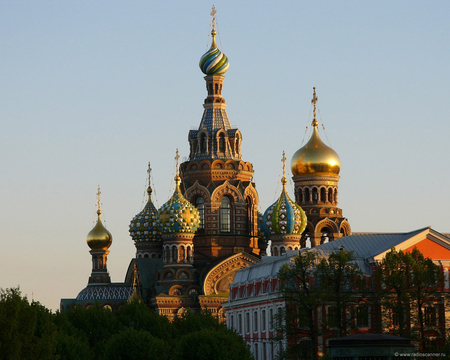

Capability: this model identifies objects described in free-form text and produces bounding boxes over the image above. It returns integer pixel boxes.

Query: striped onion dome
[263,177,307,236]
[199,27,229,76]
[129,186,162,242]
[157,175,200,234]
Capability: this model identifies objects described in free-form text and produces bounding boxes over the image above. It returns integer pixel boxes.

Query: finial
[174,149,181,188]
[281,151,287,187]
[211,5,217,31]
[147,162,153,200]
[96,185,102,215]
[311,87,318,127]
[209,5,217,47]
[133,263,138,288]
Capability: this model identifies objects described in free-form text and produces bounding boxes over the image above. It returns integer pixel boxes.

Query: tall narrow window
[200,133,207,153]
[220,197,231,232]
[425,307,437,326]
[356,306,369,327]
[196,197,205,229]
[246,196,252,233]
[312,187,318,203]
[218,133,225,153]
[262,310,266,331]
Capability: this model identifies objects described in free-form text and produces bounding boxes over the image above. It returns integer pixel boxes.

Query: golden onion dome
[291,87,341,176]
[87,187,112,250]
[291,127,341,176]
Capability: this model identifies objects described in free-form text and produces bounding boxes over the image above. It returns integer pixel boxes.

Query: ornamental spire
[281,151,287,188]
[174,149,181,190]
[96,185,102,216]
[311,87,318,127]
[147,162,153,201]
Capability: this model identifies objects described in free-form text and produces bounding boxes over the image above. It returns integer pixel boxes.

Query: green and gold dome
[291,88,341,176]
[87,187,112,250]
[158,173,200,235]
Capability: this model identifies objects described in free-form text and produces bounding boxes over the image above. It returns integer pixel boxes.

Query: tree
[102,328,169,360]
[174,328,253,360]
[0,287,57,360]
[374,246,444,349]
[409,247,443,351]
[316,249,369,338]
[374,247,412,337]
[277,251,323,360]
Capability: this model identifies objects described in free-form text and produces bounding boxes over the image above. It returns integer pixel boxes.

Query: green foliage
[175,328,253,360]
[0,287,57,360]
[277,251,322,360]
[172,308,225,337]
[115,300,173,341]
[316,250,369,337]
[103,328,168,360]
[375,247,444,348]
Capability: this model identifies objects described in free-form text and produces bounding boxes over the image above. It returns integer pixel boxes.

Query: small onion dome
[87,209,112,250]
[129,186,162,242]
[291,127,340,176]
[158,175,200,234]
[199,28,229,76]
[263,177,307,235]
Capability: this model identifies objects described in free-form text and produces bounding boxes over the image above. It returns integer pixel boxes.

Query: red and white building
[223,227,450,359]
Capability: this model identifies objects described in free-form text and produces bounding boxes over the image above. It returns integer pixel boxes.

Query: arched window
[320,188,326,203]
[304,188,310,203]
[328,188,333,203]
[196,197,205,229]
[246,196,253,233]
[298,188,303,203]
[312,188,318,204]
[220,197,231,232]
[218,133,225,153]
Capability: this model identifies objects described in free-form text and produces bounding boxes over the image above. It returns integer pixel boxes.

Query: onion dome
[199,7,229,76]
[291,88,341,176]
[87,186,112,250]
[264,153,307,236]
[158,151,200,234]
[129,164,162,242]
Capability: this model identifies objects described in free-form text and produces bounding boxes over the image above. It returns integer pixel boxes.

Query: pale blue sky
[1,1,449,311]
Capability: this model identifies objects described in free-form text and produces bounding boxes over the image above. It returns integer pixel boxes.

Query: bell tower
[180,7,262,262]
[290,88,351,247]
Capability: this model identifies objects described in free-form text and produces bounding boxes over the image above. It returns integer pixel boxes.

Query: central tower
[180,7,262,262]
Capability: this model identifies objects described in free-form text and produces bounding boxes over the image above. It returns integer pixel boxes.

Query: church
[61,8,352,319]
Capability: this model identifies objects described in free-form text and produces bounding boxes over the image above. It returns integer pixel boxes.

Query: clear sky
[1,1,449,312]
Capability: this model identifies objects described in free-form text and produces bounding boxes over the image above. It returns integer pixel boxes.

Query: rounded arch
[244,162,253,171]
[315,218,339,234]
[197,131,209,154]
[169,285,183,296]
[339,219,352,236]
[161,268,175,280]
[199,160,211,170]
[212,159,225,169]
[225,160,236,169]
[211,180,243,203]
[243,183,258,206]
[185,181,211,203]
[238,160,246,170]
[187,161,200,171]
[176,268,193,280]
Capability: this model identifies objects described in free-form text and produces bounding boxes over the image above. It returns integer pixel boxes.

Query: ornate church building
[60,8,350,319]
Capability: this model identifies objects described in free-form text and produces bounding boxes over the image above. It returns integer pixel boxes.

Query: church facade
[60,9,350,320]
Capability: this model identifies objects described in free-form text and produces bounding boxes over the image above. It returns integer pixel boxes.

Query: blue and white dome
[129,186,162,242]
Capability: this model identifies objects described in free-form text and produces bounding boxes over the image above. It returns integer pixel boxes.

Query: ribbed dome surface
[263,180,307,235]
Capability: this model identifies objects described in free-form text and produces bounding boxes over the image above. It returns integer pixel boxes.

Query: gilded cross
[147,162,152,187]
[175,149,180,173]
[311,87,318,127]
[211,5,217,28]
[96,185,102,212]
[281,151,286,177]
